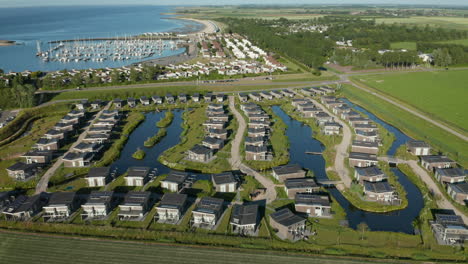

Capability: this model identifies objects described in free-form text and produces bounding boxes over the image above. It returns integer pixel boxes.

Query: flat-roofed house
[301,107,322,118]
[351,140,379,155]
[187,145,213,162]
[249,93,262,102]
[212,172,238,192]
[284,178,320,199]
[230,204,259,235]
[355,166,387,184]
[86,167,112,187]
[202,137,224,150]
[354,123,378,133]
[118,191,153,221]
[63,152,94,168]
[248,120,270,129]
[247,127,267,137]
[60,115,80,125]
[272,164,306,182]
[35,137,60,151]
[421,156,457,172]
[53,122,75,132]
[333,105,351,116]
[43,192,79,221]
[72,142,103,153]
[238,93,248,102]
[207,113,229,122]
[192,197,224,228]
[322,122,341,135]
[2,194,48,221]
[22,150,53,164]
[349,152,378,168]
[124,167,153,186]
[295,193,331,218]
[349,117,370,127]
[208,128,228,140]
[81,191,114,220]
[356,130,378,142]
[161,171,189,192]
[363,181,396,203]
[435,168,466,185]
[44,129,66,140]
[245,136,265,147]
[155,193,188,223]
[315,112,333,126]
[83,133,110,144]
[281,89,295,97]
[407,140,431,156]
[447,182,468,205]
[88,126,112,135]
[245,145,268,161]
[202,120,226,130]
[291,98,308,107]
[259,91,273,100]
[430,213,468,244]
[6,162,39,181]
[139,96,150,105]
[341,110,360,121]
[269,208,306,240]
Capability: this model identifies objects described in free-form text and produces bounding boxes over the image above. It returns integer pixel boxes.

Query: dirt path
[228,96,277,203]
[348,80,468,142]
[35,102,111,194]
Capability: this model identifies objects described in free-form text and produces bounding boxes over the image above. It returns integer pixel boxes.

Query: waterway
[272,105,424,234]
[0,6,202,72]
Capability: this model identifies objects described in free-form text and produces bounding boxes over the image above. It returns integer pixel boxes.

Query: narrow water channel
[272,105,424,234]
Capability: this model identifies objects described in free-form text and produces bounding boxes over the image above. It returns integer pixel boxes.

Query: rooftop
[47,192,76,206]
[63,152,93,161]
[285,178,318,189]
[158,193,187,210]
[245,145,267,153]
[436,167,465,178]
[126,167,151,178]
[363,181,393,193]
[212,172,237,185]
[355,166,385,177]
[448,182,468,194]
[87,167,111,178]
[85,191,113,205]
[194,197,223,215]
[273,164,304,176]
[189,144,213,155]
[164,171,189,184]
[349,152,377,161]
[421,155,455,164]
[407,140,430,149]
[230,204,258,226]
[270,208,305,227]
[352,140,379,148]
[295,193,330,207]
[122,191,151,206]
[202,137,224,145]
[3,194,44,214]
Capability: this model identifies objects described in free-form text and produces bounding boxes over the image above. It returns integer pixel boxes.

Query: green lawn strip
[257,218,271,238]
[47,166,90,192]
[275,186,288,199]
[156,111,174,128]
[240,176,264,202]
[350,70,468,133]
[340,84,468,167]
[215,206,232,234]
[390,42,417,50]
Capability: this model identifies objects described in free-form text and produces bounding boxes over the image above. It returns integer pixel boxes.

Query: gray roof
[285,178,318,189]
[74,142,99,151]
[245,136,264,143]
[230,204,258,226]
[349,152,377,161]
[126,167,150,178]
[245,145,267,153]
[407,140,430,149]
[189,144,213,155]
[158,193,187,210]
[87,167,110,178]
[295,193,330,207]
[436,167,465,178]
[203,137,224,145]
[165,171,189,184]
[23,150,53,157]
[3,194,44,214]
[36,137,58,145]
[273,164,304,176]
[421,155,455,164]
[63,152,93,161]
[364,181,393,193]
[270,208,305,227]
[122,191,151,206]
[47,192,76,206]
[45,129,63,135]
[194,197,223,215]
[212,172,237,185]
[435,213,465,226]
[85,191,113,205]
[248,127,266,133]
[7,162,37,172]
[208,128,227,134]
[355,166,385,177]
[352,140,379,148]
[448,182,468,194]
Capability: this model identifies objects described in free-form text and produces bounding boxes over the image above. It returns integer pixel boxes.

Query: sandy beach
[0,40,15,46]
[182,18,219,34]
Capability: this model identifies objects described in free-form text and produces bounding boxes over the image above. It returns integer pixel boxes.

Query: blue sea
[0,6,202,72]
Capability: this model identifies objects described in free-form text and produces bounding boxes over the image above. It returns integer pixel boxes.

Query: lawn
[435,38,468,46]
[340,83,468,167]
[351,70,468,132]
[375,16,468,30]
[390,42,417,50]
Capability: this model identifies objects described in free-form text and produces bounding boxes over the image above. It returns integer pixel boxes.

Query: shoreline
[0,40,15,47]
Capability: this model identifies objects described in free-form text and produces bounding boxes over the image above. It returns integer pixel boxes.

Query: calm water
[272,106,424,234]
[0,6,201,72]
[110,110,210,180]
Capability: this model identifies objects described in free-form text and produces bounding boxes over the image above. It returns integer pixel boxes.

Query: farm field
[0,232,406,264]
[390,42,417,50]
[351,69,468,132]
[375,16,468,30]
[435,38,468,46]
[340,83,468,167]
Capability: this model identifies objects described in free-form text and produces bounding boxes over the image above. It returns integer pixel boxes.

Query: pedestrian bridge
[378,156,408,164]
[316,179,343,186]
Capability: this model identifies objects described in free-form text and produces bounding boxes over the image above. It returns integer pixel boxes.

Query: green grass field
[352,70,468,132]
[340,83,468,167]
[375,16,468,30]
[435,38,468,46]
[390,42,417,50]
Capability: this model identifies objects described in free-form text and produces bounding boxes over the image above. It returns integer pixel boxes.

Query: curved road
[228,95,277,203]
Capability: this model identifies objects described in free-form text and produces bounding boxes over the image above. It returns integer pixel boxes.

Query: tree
[357,222,369,240]
[432,48,452,67]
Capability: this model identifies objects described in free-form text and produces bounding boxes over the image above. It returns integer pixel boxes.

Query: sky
[0,0,467,7]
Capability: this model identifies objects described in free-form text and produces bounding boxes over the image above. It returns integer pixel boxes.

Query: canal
[272,105,424,234]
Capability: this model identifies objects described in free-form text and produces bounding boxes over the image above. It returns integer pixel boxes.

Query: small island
[132,148,146,160]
